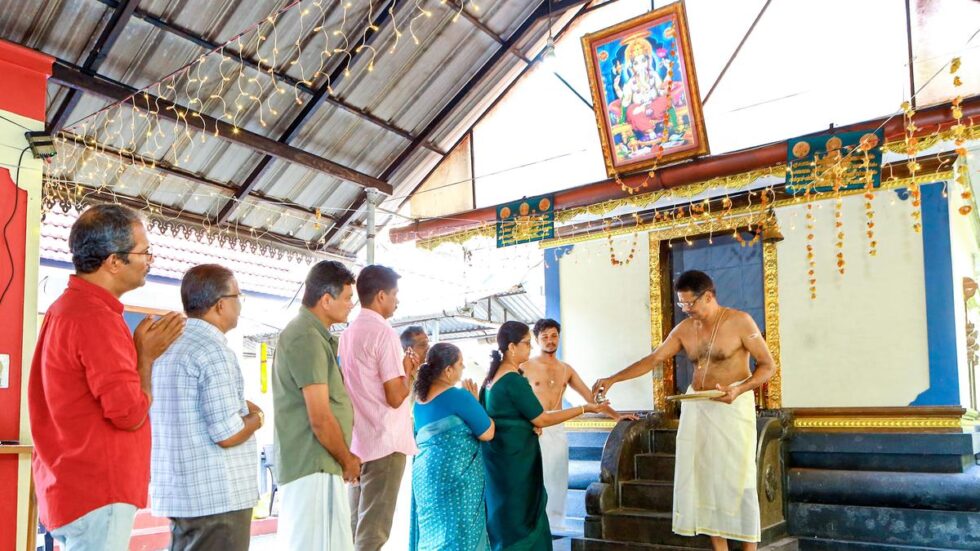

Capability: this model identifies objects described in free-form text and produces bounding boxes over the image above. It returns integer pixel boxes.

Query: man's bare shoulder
[725,309,764,337]
[522,356,548,373]
[671,317,696,336]
[726,309,756,327]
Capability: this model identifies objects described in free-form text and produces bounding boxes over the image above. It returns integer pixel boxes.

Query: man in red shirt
[29,204,184,551]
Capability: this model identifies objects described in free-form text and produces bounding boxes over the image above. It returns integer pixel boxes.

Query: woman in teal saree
[410,343,495,551]
[480,321,611,551]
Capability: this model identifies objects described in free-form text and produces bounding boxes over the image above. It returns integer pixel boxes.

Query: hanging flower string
[950,57,972,216]
[607,228,639,265]
[860,134,878,256]
[902,100,923,232]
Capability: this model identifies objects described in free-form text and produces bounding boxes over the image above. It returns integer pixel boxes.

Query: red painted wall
[0,38,52,551]
[0,171,28,551]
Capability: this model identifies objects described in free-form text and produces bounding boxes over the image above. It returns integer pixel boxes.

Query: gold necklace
[696,307,728,389]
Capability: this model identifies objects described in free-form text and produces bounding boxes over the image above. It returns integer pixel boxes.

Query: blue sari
[410,415,489,551]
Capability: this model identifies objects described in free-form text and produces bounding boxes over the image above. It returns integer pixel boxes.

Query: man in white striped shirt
[150,264,263,551]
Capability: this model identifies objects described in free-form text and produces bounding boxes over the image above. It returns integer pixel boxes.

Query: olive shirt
[272,307,354,485]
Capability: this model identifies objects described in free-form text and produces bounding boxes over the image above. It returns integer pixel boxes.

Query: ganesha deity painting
[582,2,709,176]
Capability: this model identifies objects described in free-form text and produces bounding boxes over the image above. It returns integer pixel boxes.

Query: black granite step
[572,537,797,551]
[635,452,676,481]
[619,480,673,512]
[572,538,713,551]
[789,432,980,473]
[599,508,711,549]
[651,429,677,454]
[788,502,980,550]
[788,467,980,511]
[797,538,954,551]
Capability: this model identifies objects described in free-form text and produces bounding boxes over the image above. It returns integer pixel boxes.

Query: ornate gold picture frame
[581,1,709,177]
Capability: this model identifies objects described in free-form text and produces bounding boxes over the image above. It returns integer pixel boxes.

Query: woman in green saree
[411,343,495,551]
[480,321,612,551]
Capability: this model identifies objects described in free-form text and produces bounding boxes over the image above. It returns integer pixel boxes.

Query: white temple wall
[559,234,654,411]
[776,191,931,407]
[556,187,945,410]
[948,153,980,408]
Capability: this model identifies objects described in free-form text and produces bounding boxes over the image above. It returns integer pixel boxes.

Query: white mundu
[279,472,354,550]
[540,423,569,531]
[671,387,760,543]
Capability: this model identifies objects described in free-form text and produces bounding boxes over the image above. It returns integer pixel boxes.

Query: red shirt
[29,276,151,530]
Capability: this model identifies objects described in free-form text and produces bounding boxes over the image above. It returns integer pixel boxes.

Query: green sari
[480,372,551,551]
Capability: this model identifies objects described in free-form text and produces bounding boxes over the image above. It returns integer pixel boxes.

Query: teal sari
[410,415,489,551]
[481,373,551,551]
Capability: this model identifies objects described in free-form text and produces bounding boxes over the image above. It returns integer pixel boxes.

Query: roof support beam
[48,58,393,195]
[91,0,441,153]
[702,0,771,105]
[318,0,556,247]
[58,131,338,222]
[317,190,364,248]
[444,1,533,64]
[385,1,588,217]
[216,0,396,224]
[48,0,140,133]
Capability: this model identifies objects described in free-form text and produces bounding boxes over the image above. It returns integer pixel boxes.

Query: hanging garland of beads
[608,231,639,265]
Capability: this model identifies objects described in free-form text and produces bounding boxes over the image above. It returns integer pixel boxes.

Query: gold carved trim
[414,168,955,250]
[555,166,786,223]
[650,234,667,413]
[762,241,782,409]
[565,419,618,430]
[793,416,979,430]
[539,169,954,249]
[648,221,782,411]
[416,223,494,250]
[880,124,980,154]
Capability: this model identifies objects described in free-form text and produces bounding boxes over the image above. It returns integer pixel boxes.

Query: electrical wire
[0,147,31,307]
[0,113,31,131]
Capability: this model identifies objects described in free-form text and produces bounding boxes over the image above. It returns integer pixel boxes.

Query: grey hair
[69,204,142,273]
[181,264,235,317]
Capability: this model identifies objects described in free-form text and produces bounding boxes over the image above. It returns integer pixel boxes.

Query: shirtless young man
[591,270,774,551]
[523,318,634,532]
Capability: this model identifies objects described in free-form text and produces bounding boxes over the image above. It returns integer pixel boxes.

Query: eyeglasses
[219,293,245,303]
[113,247,154,259]
[518,339,532,347]
[677,291,709,309]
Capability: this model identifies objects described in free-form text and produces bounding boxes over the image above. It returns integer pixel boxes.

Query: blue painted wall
[911,182,961,406]
[543,245,573,360]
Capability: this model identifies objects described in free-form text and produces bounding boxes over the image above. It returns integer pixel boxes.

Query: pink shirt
[338,309,418,462]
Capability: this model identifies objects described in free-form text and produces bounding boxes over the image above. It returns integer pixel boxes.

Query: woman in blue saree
[480,321,612,551]
[410,343,495,551]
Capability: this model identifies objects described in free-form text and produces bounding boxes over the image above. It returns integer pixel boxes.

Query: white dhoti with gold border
[540,422,569,531]
[672,387,760,543]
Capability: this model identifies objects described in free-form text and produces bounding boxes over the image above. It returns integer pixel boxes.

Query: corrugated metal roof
[0,0,564,255]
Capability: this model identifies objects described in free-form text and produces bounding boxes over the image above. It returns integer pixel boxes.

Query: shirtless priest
[522,318,634,533]
[592,270,774,551]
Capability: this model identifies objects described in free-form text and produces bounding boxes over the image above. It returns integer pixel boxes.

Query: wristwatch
[256,410,265,428]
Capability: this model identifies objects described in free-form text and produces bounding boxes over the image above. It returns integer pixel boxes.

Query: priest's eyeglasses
[677,291,707,309]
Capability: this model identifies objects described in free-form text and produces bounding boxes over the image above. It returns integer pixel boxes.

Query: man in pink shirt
[339,265,419,551]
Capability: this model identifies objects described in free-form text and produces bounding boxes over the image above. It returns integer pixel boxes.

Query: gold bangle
[580,405,586,415]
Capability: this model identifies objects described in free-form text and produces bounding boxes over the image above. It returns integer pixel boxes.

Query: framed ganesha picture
[581,1,709,177]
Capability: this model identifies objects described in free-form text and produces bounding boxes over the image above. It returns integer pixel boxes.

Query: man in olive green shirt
[273,261,360,550]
